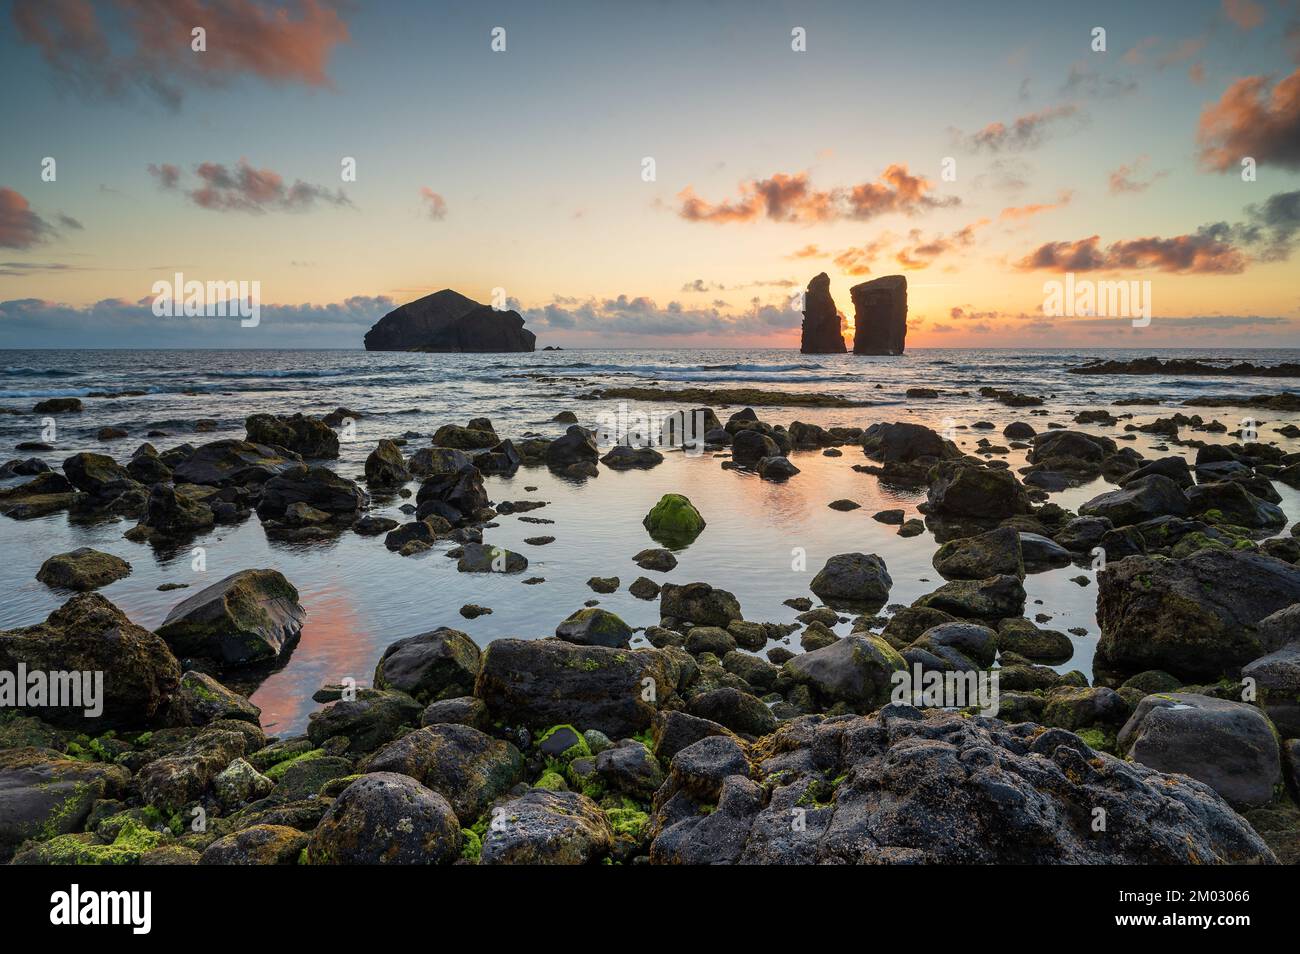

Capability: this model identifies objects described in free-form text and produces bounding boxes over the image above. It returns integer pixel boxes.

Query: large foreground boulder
[480,789,612,864]
[364,723,523,821]
[0,594,180,729]
[257,467,367,519]
[307,773,462,864]
[0,748,131,862]
[155,569,306,667]
[646,708,1274,863]
[1096,549,1300,680]
[474,639,682,737]
[1080,474,1189,527]
[1118,694,1282,810]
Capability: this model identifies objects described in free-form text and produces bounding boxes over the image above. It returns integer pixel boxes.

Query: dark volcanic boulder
[156,569,306,667]
[363,289,536,353]
[555,607,633,648]
[431,424,498,450]
[372,628,481,703]
[474,639,681,737]
[415,464,487,524]
[61,452,141,506]
[307,773,461,864]
[258,467,367,518]
[128,481,216,539]
[1186,480,1285,532]
[480,789,612,864]
[364,723,523,821]
[545,425,599,468]
[799,272,846,354]
[783,635,905,710]
[0,748,130,862]
[1096,549,1300,680]
[809,552,892,607]
[927,460,1031,519]
[245,413,339,459]
[660,582,742,627]
[850,274,907,355]
[307,689,423,755]
[1118,694,1282,809]
[915,574,1026,620]
[861,422,958,464]
[1080,474,1188,527]
[645,708,1274,863]
[172,439,304,486]
[1242,644,1300,738]
[731,429,780,465]
[36,547,131,591]
[408,446,473,479]
[0,594,180,729]
[364,439,410,486]
[931,527,1024,580]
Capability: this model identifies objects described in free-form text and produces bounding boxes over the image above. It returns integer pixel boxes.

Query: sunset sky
[1,0,1298,349]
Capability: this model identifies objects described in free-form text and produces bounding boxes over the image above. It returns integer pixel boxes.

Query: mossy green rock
[0,747,131,862]
[642,493,706,547]
[156,568,305,667]
[555,608,632,649]
[364,723,524,821]
[306,772,461,865]
[12,819,163,865]
[36,547,131,591]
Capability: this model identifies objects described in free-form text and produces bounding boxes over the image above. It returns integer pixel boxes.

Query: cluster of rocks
[0,562,1287,864]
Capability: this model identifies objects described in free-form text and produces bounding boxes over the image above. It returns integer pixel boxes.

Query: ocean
[3,346,1299,735]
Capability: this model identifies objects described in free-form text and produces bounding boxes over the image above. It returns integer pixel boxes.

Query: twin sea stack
[800,272,907,356]
[364,289,536,353]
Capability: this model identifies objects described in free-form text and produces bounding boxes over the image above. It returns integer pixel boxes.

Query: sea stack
[800,272,846,354]
[851,275,907,355]
[364,289,536,352]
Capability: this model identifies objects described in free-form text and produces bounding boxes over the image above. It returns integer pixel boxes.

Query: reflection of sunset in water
[250,585,372,735]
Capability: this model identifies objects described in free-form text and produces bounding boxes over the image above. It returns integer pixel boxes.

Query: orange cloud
[12,0,349,106]
[1016,231,1248,274]
[677,165,956,224]
[1223,0,1265,30]
[999,190,1074,220]
[420,188,448,220]
[1107,158,1168,194]
[0,187,52,249]
[1197,67,1300,171]
[956,104,1085,152]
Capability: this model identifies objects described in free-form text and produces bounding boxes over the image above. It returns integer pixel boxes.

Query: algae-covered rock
[642,493,706,547]
[307,772,461,865]
[365,723,523,821]
[480,789,612,865]
[555,607,633,649]
[0,593,180,729]
[156,569,305,667]
[35,547,131,591]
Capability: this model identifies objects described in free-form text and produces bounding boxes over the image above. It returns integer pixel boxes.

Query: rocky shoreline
[2,396,1299,865]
